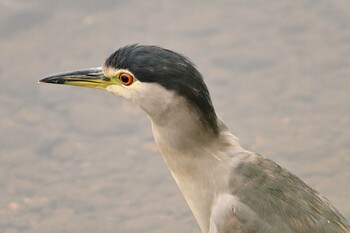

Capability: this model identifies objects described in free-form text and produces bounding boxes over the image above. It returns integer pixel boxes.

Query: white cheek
[106,81,148,104]
[106,84,133,100]
[106,81,176,120]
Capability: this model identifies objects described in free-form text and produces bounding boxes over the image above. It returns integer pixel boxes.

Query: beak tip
[39,76,65,84]
[38,78,46,83]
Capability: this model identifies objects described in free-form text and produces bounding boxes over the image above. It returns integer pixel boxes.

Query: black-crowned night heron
[40,44,349,233]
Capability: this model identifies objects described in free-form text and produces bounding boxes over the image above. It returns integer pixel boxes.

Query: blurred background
[0,1,349,232]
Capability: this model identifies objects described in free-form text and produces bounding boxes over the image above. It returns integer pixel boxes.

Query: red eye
[119,73,134,86]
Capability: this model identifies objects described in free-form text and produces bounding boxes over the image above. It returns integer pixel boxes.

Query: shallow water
[0,1,349,232]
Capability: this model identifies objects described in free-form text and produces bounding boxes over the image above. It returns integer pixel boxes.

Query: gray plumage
[228,151,349,233]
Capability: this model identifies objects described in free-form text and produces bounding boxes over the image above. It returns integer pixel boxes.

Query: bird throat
[150,115,229,233]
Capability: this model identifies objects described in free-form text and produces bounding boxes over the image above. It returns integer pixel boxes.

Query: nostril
[101,76,111,81]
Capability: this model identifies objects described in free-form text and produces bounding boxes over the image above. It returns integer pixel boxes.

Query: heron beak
[39,67,115,90]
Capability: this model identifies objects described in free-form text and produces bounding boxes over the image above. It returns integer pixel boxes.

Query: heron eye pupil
[121,75,129,83]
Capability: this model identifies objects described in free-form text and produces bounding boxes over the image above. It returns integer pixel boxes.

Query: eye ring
[119,73,134,86]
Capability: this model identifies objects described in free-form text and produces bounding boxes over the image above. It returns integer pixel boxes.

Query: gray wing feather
[227,152,350,233]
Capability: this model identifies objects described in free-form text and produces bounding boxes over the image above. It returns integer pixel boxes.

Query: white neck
[150,101,242,233]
